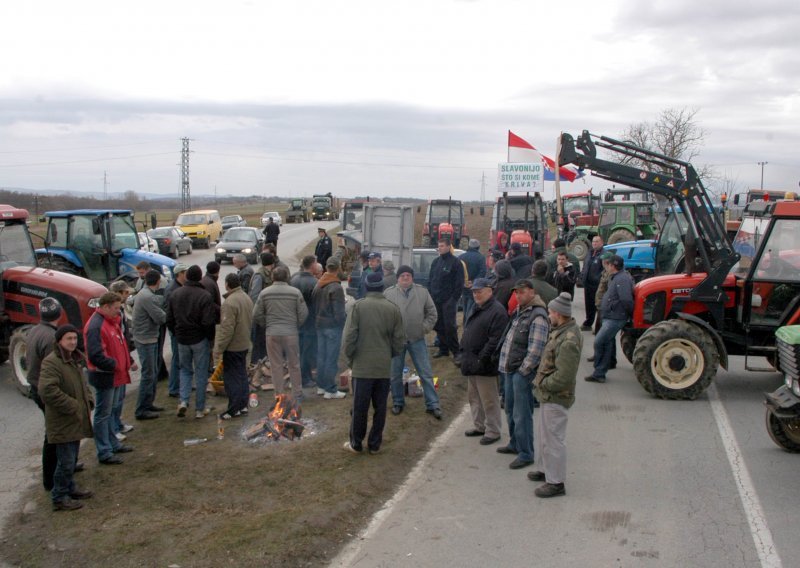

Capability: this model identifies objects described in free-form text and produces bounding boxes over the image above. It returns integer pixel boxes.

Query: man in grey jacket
[214,273,254,419]
[384,265,442,419]
[132,269,167,420]
[252,266,308,400]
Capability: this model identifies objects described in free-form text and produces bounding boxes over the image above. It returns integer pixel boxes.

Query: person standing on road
[529,260,558,306]
[529,292,583,498]
[290,255,319,388]
[84,292,136,465]
[460,238,486,320]
[314,227,333,268]
[166,265,218,419]
[429,238,464,362]
[164,263,188,398]
[263,217,280,251]
[39,324,95,511]
[382,260,397,289]
[312,256,348,399]
[552,252,577,300]
[132,269,167,421]
[508,242,534,279]
[248,252,275,364]
[252,266,308,401]
[585,255,634,384]
[459,277,509,446]
[579,235,605,331]
[384,265,442,419]
[496,279,550,469]
[342,272,405,454]
[232,254,254,295]
[213,273,254,420]
[108,281,136,442]
[492,259,516,311]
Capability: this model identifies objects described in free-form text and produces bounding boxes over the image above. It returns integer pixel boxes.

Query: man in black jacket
[459,277,509,445]
[579,235,604,330]
[314,227,333,268]
[263,217,280,250]
[166,265,218,419]
[429,239,464,362]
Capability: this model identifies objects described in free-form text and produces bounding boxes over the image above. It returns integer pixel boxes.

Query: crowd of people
[31,225,635,510]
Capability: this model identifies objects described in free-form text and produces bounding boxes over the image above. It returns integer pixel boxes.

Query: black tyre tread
[608,229,635,244]
[568,238,590,261]
[9,327,32,398]
[632,319,718,400]
[766,409,800,452]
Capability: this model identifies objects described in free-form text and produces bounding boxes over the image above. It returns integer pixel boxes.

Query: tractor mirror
[39,216,46,223]
[733,194,741,205]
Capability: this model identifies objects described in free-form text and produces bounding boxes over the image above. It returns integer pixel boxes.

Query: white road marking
[708,383,782,568]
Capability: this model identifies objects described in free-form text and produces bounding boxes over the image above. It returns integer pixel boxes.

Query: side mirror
[91,217,102,235]
[733,194,741,205]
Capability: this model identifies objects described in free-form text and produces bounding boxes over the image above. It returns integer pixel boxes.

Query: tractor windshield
[655,211,689,275]
[109,214,139,252]
[343,206,363,231]
[428,204,462,224]
[731,216,770,274]
[0,224,36,266]
[562,196,590,215]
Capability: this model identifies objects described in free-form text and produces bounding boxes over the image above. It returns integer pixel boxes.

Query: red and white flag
[508,131,582,182]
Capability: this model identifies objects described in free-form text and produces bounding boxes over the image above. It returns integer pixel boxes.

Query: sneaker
[115,432,127,442]
[195,410,210,419]
[324,390,347,399]
[343,441,362,454]
[426,408,442,420]
[534,482,566,498]
[53,497,83,511]
[391,405,403,415]
[120,423,135,434]
[239,408,248,415]
[316,388,326,396]
[177,403,187,418]
[219,413,233,420]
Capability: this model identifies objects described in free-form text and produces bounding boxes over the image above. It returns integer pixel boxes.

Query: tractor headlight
[785,374,800,397]
[88,297,101,308]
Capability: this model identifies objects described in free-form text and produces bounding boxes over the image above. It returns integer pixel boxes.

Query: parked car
[221,214,247,232]
[138,232,158,253]
[215,227,264,264]
[147,227,193,258]
[261,211,282,227]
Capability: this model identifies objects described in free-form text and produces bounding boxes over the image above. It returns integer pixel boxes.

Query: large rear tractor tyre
[10,326,32,398]
[607,229,635,245]
[632,319,718,400]
[766,408,800,452]
[568,238,590,262]
[620,330,636,365]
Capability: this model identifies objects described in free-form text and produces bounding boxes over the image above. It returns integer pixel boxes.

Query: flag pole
[554,132,564,238]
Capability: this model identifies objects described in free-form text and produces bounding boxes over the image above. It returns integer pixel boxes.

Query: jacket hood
[495,260,514,280]
[318,272,340,288]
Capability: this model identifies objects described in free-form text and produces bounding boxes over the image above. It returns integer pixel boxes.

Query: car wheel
[187,243,193,254]
[171,246,179,259]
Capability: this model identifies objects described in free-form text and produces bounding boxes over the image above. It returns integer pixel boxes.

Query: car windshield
[150,228,172,238]
[222,216,239,223]
[263,212,279,218]
[224,229,256,242]
[176,214,207,225]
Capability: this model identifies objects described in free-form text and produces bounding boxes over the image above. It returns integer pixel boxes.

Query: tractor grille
[776,336,800,381]
[5,299,23,315]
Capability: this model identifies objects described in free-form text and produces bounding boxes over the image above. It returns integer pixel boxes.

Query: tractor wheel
[422,235,431,247]
[39,255,80,276]
[607,229,635,245]
[568,238,590,262]
[766,407,800,452]
[10,326,32,398]
[632,319,718,400]
[620,330,636,365]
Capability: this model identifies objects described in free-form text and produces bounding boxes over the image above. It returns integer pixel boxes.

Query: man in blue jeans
[132,269,167,420]
[384,265,442,419]
[586,255,634,383]
[312,257,348,399]
[497,279,550,469]
[164,263,188,397]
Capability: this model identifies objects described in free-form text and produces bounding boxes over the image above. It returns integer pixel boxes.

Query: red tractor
[422,199,468,249]
[0,205,108,395]
[559,131,800,400]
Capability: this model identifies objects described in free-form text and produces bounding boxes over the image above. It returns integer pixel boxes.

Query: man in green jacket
[529,292,583,498]
[39,325,95,511]
[214,273,254,420]
[342,272,405,454]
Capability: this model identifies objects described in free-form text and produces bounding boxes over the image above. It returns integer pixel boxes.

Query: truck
[36,209,175,287]
[312,193,340,221]
[421,198,469,249]
[0,205,108,396]
[559,129,800,400]
[490,193,549,258]
[335,203,414,296]
[285,198,312,223]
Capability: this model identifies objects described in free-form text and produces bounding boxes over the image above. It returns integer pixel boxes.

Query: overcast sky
[1,0,797,202]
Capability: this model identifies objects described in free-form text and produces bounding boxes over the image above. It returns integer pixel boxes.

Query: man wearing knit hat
[460,238,486,320]
[529,292,582,498]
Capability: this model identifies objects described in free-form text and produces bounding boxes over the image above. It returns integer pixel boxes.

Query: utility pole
[181,138,191,212]
[103,171,109,200]
[480,172,486,203]
[757,161,768,190]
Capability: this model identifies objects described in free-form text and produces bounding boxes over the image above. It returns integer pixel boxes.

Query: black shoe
[453,356,462,366]
[426,408,443,420]
[528,470,545,482]
[99,456,124,465]
[114,445,135,453]
[147,405,166,412]
[609,362,617,370]
[584,375,606,383]
[74,462,85,473]
[168,392,179,398]
[432,351,449,359]
[53,497,83,511]
[479,436,500,446]
[586,356,595,362]
[535,483,566,498]
[509,457,534,470]
[368,448,380,455]
[391,405,403,415]
[464,429,485,437]
[69,488,94,500]
[580,325,592,331]
[496,445,517,455]
[135,411,159,420]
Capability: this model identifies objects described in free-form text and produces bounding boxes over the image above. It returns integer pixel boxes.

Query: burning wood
[243,394,304,442]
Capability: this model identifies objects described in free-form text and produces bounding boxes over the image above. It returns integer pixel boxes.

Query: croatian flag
[508,131,583,182]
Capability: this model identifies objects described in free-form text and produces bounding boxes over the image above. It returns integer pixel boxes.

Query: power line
[0,151,175,168]
[200,150,492,170]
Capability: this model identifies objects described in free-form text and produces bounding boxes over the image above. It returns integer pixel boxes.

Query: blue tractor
[36,209,175,286]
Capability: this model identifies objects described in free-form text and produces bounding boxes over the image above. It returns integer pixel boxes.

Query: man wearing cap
[214,273,254,419]
[232,254,254,295]
[312,256,348,399]
[586,254,634,384]
[342,272,405,454]
[384,265,442,419]
[496,279,550,469]
[252,266,308,400]
[460,238,486,320]
[529,292,583,498]
[39,324,94,511]
[314,227,333,268]
[579,235,605,331]
[164,263,189,397]
[166,265,218,418]
[357,251,383,299]
[132,269,167,420]
[459,277,509,445]
[429,238,465,361]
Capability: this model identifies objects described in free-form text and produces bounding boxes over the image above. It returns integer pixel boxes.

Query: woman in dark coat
[493,260,516,310]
